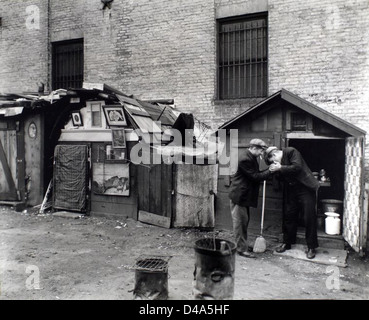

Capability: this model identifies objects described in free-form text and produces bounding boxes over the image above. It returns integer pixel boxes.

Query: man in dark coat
[229,139,271,258]
[265,146,320,259]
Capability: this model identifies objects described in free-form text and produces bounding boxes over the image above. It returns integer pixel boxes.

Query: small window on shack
[291,113,307,131]
[91,102,102,127]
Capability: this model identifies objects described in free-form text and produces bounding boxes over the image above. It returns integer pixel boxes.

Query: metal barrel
[193,238,236,300]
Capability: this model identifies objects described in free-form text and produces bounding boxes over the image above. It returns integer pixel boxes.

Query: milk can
[325,212,341,235]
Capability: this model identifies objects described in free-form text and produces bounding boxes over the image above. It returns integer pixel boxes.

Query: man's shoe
[237,251,255,258]
[275,243,291,253]
[307,248,316,259]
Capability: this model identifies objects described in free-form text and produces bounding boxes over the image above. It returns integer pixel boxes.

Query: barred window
[52,39,84,90]
[218,14,268,100]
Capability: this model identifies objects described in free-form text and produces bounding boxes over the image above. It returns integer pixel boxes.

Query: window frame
[52,38,84,90]
[217,12,268,100]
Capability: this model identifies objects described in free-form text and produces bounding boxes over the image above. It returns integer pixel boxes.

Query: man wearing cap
[228,139,271,258]
[264,146,319,259]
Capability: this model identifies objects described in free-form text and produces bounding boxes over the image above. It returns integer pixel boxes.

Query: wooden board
[0,133,18,200]
[138,210,171,229]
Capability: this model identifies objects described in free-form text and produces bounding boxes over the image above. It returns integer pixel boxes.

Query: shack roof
[219,88,366,137]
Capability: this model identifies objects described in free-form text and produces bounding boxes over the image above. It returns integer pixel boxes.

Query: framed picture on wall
[92,162,130,197]
[103,105,127,127]
[111,128,126,149]
[71,111,83,126]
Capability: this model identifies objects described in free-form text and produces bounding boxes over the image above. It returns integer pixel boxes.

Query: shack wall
[24,114,44,206]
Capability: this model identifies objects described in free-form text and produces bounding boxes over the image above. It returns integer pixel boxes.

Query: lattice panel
[343,137,364,252]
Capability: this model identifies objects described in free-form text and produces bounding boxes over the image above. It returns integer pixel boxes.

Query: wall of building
[0,0,49,93]
[268,0,369,175]
[1,0,369,171]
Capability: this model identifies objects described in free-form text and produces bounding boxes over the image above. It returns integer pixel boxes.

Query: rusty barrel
[193,238,236,300]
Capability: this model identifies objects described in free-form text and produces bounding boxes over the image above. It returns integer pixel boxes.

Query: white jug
[325,212,340,235]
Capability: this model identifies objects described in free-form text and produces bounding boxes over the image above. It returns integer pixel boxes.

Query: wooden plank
[138,210,171,229]
[166,164,173,219]
[16,121,26,201]
[137,163,150,212]
[0,138,17,200]
[150,164,161,214]
[161,163,168,217]
[286,132,344,140]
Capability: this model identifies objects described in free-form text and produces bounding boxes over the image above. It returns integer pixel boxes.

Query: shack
[216,89,368,255]
[0,92,62,210]
[54,84,220,228]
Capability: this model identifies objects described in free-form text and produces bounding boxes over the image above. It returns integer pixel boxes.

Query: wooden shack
[0,95,57,209]
[54,85,219,228]
[216,89,368,255]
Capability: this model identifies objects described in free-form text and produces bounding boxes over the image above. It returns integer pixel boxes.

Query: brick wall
[268,0,369,174]
[1,0,369,137]
[0,0,49,93]
[116,0,217,127]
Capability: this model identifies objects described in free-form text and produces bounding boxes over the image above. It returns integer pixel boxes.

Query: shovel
[253,180,267,253]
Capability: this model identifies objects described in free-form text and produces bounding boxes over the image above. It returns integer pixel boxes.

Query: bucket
[321,199,343,214]
[193,238,236,300]
[325,212,341,235]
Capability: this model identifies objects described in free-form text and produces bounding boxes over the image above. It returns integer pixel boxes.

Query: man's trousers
[230,200,250,253]
[283,183,319,249]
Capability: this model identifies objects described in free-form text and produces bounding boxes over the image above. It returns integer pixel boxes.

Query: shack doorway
[287,139,346,242]
[288,138,345,209]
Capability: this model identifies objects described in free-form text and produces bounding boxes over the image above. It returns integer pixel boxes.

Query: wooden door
[343,136,367,254]
[0,121,25,201]
[136,162,173,228]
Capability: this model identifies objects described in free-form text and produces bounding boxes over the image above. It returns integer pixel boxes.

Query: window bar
[238,25,241,98]
[244,24,247,99]
[69,48,72,88]
[262,23,266,96]
[227,27,230,99]
[249,23,252,98]
[260,24,263,97]
[68,49,71,88]
[255,23,259,97]
[230,30,236,98]
[73,46,76,88]
[222,29,225,99]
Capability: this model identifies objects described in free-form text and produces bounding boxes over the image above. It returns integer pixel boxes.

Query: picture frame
[111,128,126,149]
[103,105,127,127]
[71,111,83,127]
[92,162,130,197]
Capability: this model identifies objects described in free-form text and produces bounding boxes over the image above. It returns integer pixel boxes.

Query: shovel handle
[260,180,266,236]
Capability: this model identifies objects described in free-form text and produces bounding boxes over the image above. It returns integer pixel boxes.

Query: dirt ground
[0,205,368,300]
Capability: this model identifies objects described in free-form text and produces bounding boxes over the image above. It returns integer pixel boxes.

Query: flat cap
[264,146,278,164]
[249,138,268,149]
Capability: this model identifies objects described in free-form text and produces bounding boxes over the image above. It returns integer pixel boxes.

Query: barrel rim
[194,238,236,256]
